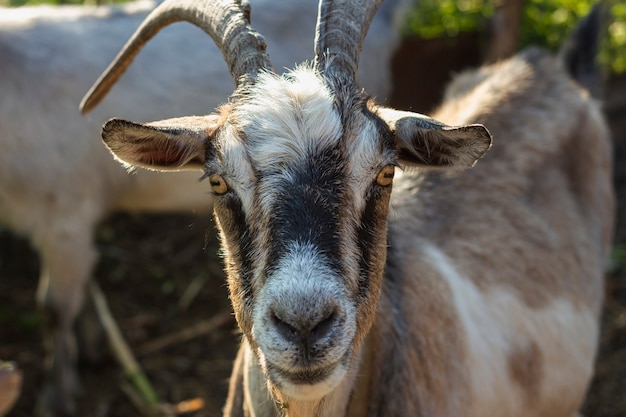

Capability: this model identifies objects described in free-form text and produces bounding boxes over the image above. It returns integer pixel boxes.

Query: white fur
[347,119,396,214]
[252,242,357,400]
[236,68,342,170]
[218,124,258,215]
[424,243,598,417]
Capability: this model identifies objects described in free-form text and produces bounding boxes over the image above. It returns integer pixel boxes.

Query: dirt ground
[1,36,625,417]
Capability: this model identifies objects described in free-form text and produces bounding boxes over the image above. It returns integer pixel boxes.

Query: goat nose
[269,304,338,349]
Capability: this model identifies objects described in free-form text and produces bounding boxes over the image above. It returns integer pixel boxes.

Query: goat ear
[101,115,219,171]
[377,108,492,169]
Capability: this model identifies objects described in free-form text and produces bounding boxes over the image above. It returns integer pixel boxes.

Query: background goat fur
[82,1,614,415]
[0,0,408,415]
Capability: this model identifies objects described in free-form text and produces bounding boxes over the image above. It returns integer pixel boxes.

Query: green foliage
[519,0,592,49]
[609,245,626,274]
[404,0,626,74]
[0,306,40,333]
[0,0,124,6]
[3,0,61,5]
[404,0,495,38]
[603,1,626,73]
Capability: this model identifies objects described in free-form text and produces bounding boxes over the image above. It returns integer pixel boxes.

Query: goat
[0,0,408,415]
[80,0,614,416]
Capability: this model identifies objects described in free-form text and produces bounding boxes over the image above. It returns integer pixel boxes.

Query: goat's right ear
[101,115,220,172]
[377,108,492,169]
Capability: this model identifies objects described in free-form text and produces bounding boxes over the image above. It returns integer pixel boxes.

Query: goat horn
[80,0,272,114]
[314,0,383,82]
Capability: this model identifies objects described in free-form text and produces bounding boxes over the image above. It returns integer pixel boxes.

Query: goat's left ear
[377,108,492,169]
[101,115,221,172]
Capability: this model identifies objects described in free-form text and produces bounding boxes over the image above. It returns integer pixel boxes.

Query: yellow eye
[209,174,229,195]
[376,166,395,187]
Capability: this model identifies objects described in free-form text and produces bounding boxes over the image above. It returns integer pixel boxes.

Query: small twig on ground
[0,361,22,417]
[137,310,234,356]
[119,379,161,416]
[90,281,160,413]
[177,273,209,311]
[157,398,205,416]
[120,381,205,417]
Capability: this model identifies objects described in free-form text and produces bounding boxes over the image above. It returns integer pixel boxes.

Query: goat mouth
[274,362,336,384]
[268,360,348,401]
[265,340,352,381]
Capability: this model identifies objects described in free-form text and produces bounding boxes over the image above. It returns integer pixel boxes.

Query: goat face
[82,0,491,405]
[223,70,394,400]
[101,67,491,401]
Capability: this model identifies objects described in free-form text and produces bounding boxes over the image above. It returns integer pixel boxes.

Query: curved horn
[80,0,272,114]
[314,0,383,81]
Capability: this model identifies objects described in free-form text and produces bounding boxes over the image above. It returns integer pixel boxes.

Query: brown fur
[406,48,613,313]
[312,47,613,416]
[508,342,543,400]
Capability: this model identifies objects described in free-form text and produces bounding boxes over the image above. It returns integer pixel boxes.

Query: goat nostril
[269,307,338,346]
[311,309,336,338]
[270,310,299,340]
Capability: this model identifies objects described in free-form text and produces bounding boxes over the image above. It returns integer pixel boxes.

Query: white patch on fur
[347,119,394,214]
[423,243,599,416]
[234,67,342,171]
[252,241,357,400]
[217,124,257,214]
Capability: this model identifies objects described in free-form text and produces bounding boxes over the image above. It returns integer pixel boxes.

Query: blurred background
[0,0,624,416]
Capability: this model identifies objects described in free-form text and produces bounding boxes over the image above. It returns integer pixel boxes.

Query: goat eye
[376,166,395,187]
[209,174,229,195]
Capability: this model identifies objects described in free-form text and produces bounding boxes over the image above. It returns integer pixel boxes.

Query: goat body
[80,0,614,416]
[217,47,614,417]
[0,1,406,415]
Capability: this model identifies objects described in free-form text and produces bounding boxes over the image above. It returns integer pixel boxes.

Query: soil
[1,35,625,417]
